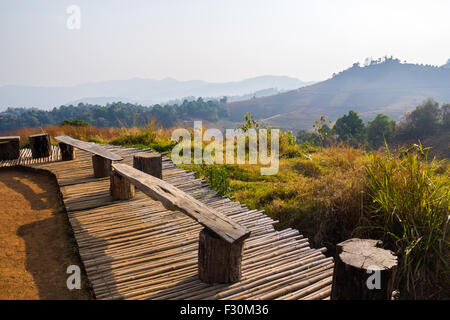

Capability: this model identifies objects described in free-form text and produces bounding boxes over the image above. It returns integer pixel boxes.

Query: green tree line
[0,97,229,132]
[296,99,450,149]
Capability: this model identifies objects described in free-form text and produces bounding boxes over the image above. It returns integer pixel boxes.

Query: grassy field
[4,123,449,299]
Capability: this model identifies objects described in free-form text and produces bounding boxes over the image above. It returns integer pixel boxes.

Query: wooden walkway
[1,145,334,300]
[0,145,60,167]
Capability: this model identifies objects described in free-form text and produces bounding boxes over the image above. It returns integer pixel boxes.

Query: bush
[195,164,231,197]
[61,119,90,127]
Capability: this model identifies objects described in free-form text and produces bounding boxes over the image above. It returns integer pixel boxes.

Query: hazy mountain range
[2,58,450,131]
[229,58,450,129]
[0,75,312,111]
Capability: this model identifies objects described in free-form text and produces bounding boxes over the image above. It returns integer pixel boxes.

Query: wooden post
[133,153,162,179]
[92,155,112,178]
[110,170,135,200]
[198,228,245,284]
[0,136,20,160]
[29,133,51,158]
[59,142,76,161]
[331,238,397,300]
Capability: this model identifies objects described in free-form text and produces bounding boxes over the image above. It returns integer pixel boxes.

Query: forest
[0,97,229,131]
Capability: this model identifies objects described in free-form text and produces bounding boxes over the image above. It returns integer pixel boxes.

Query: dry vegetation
[2,123,448,299]
[182,141,449,299]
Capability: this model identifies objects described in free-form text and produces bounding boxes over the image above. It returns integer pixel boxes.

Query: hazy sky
[1,0,450,87]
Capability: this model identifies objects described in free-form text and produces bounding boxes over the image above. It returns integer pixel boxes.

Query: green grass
[363,144,449,298]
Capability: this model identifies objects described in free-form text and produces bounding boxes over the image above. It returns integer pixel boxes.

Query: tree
[404,99,442,137]
[296,130,313,144]
[367,114,396,148]
[441,104,450,130]
[333,110,366,146]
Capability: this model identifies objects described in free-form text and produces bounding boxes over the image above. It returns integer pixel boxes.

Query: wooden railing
[55,135,123,177]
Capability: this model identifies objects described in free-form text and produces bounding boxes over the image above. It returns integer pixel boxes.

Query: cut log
[0,136,20,160]
[59,142,76,161]
[29,133,51,158]
[112,163,250,244]
[198,228,245,283]
[331,238,397,300]
[133,153,162,179]
[92,155,112,178]
[110,171,135,200]
[55,135,123,161]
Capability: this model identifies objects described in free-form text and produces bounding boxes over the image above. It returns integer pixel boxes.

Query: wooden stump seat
[0,136,20,160]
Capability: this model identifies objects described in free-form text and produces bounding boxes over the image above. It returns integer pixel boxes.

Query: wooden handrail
[55,135,123,161]
[112,163,250,244]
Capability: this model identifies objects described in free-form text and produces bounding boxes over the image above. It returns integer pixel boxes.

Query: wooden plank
[0,136,20,141]
[112,163,250,244]
[55,135,123,161]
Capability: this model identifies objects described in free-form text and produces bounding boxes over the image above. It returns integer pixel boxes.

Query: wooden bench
[55,135,123,177]
[112,163,251,283]
[0,136,20,160]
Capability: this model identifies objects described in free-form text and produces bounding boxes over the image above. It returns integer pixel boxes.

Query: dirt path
[0,167,91,299]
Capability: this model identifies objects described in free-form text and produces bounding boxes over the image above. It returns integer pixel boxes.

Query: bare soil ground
[0,167,92,299]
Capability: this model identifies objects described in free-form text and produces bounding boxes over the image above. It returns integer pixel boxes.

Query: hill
[0,75,311,111]
[228,58,450,129]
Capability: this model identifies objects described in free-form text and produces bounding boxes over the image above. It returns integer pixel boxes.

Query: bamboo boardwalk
[1,145,334,300]
[0,145,60,167]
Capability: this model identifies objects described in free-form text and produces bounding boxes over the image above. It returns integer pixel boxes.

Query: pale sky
[1,0,450,87]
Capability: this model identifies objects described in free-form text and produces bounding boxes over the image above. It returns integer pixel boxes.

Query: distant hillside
[0,75,310,111]
[229,58,450,129]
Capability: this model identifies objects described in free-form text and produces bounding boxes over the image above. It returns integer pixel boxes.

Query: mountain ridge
[0,75,311,111]
[228,58,450,129]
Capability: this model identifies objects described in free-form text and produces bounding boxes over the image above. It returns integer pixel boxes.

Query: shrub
[61,119,90,127]
[195,164,231,197]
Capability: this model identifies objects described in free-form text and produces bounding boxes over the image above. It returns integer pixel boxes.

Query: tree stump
[331,238,397,300]
[29,133,51,158]
[0,136,20,160]
[198,228,245,284]
[133,153,162,179]
[59,142,76,161]
[110,171,135,200]
[92,155,112,178]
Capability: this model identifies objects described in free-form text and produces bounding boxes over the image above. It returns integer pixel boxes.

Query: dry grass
[183,143,449,299]
[5,124,174,148]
